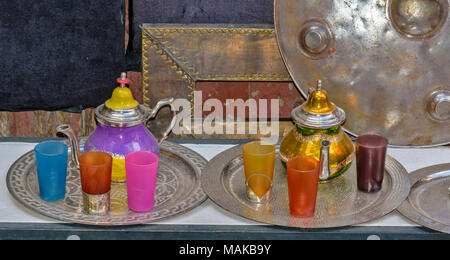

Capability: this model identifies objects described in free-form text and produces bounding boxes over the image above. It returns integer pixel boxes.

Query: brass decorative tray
[202,145,411,228]
[6,139,208,226]
[398,163,450,234]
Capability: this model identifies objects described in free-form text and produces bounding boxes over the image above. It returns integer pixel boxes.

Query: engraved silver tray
[202,145,411,228]
[6,139,208,226]
[398,163,450,234]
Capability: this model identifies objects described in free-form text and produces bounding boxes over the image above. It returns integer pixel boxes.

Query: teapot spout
[319,140,331,182]
[56,124,80,169]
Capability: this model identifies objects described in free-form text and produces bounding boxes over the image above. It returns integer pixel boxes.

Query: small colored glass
[287,156,320,218]
[242,141,276,203]
[34,141,68,201]
[356,134,388,193]
[79,152,112,215]
[125,151,159,212]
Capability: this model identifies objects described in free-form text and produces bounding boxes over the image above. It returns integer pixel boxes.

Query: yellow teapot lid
[291,80,346,129]
[105,72,139,109]
[95,72,151,127]
[302,80,336,114]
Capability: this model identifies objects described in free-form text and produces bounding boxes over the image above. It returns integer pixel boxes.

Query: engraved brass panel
[141,24,295,140]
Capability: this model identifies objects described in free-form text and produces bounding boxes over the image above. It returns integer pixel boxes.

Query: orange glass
[79,152,112,195]
[287,156,320,218]
[242,141,276,203]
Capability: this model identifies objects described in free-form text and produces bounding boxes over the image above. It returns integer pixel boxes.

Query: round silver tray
[397,163,450,234]
[6,140,208,226]
[202,145,411,228]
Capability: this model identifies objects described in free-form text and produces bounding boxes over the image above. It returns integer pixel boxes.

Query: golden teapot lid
[291,80,346,129]
[105,72,138,109]
[95,72,151,127]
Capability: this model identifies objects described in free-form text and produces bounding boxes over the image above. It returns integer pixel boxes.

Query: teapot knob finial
[317,79,322,91]
[117,72,130,87]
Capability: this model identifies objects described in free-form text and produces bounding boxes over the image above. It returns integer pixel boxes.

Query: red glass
[287,156,320,218]
[79,152,112,195]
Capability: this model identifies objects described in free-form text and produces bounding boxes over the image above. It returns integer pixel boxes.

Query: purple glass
[356,134,388,193]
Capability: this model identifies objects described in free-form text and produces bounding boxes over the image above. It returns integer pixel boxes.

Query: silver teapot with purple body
[57,72,176,182]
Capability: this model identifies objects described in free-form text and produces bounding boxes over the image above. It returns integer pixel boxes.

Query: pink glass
[125,151,159,212]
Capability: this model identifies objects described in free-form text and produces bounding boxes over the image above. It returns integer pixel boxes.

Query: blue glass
[34,141,68,201]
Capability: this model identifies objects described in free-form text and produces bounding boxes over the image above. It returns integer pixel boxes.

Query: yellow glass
[242,141,276,203]
[111,156,126,182]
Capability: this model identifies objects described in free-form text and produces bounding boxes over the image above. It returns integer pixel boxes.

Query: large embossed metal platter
[6,139,208,226]
[202,145,410,228]
[275,0,450,147]
[398,163,450,234]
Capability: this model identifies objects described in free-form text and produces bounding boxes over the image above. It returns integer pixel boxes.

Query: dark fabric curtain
[127,0,274,71]
[0,0,125,111]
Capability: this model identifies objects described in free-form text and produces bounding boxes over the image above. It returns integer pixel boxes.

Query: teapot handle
[149,97,177,144]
